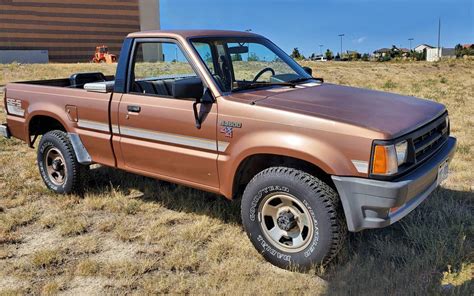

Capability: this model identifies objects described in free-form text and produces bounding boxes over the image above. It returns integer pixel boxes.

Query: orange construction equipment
[91,45,117,63]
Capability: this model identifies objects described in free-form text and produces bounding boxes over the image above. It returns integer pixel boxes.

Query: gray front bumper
[0,124,10,138]
[332,136,456,232]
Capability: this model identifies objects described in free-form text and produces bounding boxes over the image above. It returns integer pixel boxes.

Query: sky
[160,0,473,56]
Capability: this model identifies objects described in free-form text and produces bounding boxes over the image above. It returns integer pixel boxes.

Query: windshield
[190,37,312,92]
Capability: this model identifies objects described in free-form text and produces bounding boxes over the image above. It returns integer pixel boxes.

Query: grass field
[0,60,473,295]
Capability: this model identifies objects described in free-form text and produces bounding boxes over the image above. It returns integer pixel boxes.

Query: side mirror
[172,77,204,100]
[303,66,313,76]
[200,88,214,104]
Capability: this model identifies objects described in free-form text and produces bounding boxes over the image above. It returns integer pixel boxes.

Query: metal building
[0,0,160,62]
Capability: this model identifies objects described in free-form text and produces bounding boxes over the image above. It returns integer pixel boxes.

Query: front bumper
[332,136,456,232]
[0,123,10,138]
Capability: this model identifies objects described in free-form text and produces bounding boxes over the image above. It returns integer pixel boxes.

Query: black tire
[37,130,88,194]
[241,167,346,271]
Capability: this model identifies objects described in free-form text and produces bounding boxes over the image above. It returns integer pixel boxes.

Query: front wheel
[241,167,346,270]
[37,130,88,194]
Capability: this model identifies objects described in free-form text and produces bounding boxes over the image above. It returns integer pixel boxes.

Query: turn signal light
[372,144,398,175]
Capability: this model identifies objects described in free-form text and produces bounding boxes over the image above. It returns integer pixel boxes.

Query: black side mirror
[172,77,204,100]
[193,88,214,129]
[303,66,313,76]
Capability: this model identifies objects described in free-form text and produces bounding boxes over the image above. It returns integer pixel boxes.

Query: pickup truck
[1,30,456,270]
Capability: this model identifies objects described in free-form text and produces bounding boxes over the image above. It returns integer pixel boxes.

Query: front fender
[218,130,357,198]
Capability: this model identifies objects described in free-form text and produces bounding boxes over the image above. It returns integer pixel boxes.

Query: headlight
[395,140,408,165]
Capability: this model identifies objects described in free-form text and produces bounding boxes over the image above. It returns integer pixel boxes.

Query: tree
[389,45,401,58]
[231,53,243,61]
[248,52,259,61]
[325,49,333,60]
[361,53,370,61]
[291,48,304,60]
[455,44,464,58]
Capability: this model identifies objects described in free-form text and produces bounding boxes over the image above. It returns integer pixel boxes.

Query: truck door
[116,39,220,189]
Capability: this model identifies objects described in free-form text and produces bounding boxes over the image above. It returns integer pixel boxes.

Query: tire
[37,130,88,194]
[241,167,346,271]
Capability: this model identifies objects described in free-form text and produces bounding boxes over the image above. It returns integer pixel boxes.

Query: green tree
[248,52,259,61]
[361,53,370,61]
[231,53,243,61]
[325,49,333,60]
[291,48,304,60]
[455,44,464,58]
[389,45,401,58]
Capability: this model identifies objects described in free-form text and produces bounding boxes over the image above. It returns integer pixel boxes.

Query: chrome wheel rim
[258,192,314,253]
[44,147,67,186]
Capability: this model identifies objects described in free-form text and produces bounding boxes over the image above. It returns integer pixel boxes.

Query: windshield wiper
[231,82,296,92]
[289,77,324,83]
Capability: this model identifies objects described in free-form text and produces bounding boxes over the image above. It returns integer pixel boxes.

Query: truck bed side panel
[5,83,116,167]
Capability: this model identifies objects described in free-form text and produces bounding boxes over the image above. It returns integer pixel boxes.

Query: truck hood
[249,83,446,138]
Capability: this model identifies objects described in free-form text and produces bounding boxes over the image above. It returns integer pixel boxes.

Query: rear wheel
[37,130,88,194]
[241,167,346,270]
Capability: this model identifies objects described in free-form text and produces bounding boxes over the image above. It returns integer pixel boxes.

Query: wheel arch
[230,153,336,199]
[27,112,68,147]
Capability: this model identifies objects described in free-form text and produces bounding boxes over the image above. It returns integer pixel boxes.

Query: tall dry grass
[0,60,472,295]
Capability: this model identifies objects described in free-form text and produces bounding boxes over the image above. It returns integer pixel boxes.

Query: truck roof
[127,29,261,39]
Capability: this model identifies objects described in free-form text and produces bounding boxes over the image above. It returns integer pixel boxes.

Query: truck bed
[14,72,115,89]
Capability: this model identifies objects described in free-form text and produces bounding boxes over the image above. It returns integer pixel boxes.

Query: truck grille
[412,116,449,163]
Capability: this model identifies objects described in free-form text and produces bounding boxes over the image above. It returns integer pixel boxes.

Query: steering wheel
[252,67,276,82]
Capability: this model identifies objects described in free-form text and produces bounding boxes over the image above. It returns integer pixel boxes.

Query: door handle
[127,105,141,113]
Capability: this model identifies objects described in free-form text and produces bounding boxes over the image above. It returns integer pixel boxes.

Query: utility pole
[408,38,414,51]
[338,34,344,58]
[319,44,324,56]
[437,18,441,59]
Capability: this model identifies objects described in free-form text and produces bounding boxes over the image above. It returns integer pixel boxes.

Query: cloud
[354,37,367,44]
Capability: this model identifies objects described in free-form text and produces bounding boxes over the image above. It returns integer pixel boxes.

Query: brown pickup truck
[1,30,456,270]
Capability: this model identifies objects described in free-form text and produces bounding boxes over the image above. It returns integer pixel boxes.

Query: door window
[130,41,200,97]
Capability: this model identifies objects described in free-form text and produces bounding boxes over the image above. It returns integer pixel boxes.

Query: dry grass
[0,60,473,295]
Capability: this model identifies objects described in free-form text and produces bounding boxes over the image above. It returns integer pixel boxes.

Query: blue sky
[160,0,473,56]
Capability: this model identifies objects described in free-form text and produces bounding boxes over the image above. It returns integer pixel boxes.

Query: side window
[130,42,199,97]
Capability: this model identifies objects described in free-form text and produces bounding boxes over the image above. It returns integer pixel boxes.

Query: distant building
[414,44,434,53]
[373,48,391,58]
[0,0,160,63]
[462,44,474,49]
[426,47,456,62]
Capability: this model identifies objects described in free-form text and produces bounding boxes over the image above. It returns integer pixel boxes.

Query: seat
[135,81,156,94]
[219,55,233,91]
[150,80,171,96]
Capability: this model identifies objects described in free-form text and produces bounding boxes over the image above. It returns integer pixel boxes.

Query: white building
[426,47,456,62]
[414,44,434,53]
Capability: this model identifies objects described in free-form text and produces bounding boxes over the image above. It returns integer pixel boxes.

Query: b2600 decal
[6,98,25,117]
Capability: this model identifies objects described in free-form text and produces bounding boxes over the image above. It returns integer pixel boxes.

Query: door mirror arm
[193,88,214,129]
